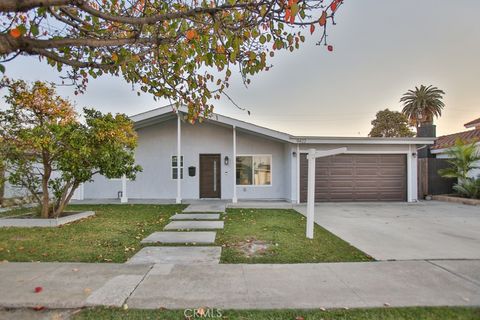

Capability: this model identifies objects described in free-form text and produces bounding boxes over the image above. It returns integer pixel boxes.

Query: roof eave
[289,136,436,145]
[130,105,292,142]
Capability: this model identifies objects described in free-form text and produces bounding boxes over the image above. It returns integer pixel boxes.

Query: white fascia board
[290,136,436,145]
[130,104,178,123]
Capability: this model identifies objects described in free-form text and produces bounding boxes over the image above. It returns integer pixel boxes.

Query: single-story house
[430,116,480,179]
[71,105,434,203]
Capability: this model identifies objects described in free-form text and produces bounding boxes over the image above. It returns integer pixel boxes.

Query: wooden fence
[417,158,456,199]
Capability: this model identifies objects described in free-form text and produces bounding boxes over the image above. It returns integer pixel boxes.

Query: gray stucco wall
[3,179,29,199]
[82,118,421,202]
[83,118,291,201]
[84,176,122,199]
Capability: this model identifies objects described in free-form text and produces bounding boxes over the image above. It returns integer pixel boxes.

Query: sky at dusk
[2,0,479,137]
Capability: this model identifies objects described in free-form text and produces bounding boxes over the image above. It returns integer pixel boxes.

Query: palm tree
[400,85,445,129]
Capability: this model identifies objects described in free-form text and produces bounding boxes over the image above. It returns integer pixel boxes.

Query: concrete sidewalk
[1,260,479,310]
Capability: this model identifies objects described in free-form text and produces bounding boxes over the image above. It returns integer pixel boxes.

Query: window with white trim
[236,155,271,186]
[172,155,184,179]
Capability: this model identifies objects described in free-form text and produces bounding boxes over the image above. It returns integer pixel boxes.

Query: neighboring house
[73,105,434,203]
[430,117,480,179]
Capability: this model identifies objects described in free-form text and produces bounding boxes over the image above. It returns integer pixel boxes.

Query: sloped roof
[130,105,435,145]
[431,129,480,150]
[130,105,292,142]
[464,117,480,128]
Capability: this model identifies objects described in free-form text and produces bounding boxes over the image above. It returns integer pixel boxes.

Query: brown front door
[199,154,221,198]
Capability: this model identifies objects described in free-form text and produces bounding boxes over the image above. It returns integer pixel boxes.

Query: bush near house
[0,78,142,218]
[439,139,480,199]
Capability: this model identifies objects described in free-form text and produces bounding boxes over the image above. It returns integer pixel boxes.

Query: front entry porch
[70,198,294,210]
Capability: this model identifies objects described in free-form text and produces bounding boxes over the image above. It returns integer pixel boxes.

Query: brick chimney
[417,123,436,158]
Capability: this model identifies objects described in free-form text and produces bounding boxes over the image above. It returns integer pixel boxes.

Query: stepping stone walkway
[129,202,225,265]
[164,220,224,230]
[170,213,220,220]
[141,231,216,244]
[182,202,226,213]
[127,247,221,265]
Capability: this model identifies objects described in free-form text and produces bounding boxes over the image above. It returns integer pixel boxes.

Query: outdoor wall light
[224,156,229,165]
[292,151,297,157]
[412,152,417,157]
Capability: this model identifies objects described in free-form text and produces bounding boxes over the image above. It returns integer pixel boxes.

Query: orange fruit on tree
[185,29,197,41]
[9,28,22,38]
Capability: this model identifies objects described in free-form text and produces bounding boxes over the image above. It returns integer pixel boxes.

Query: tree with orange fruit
[0,78,141,218]
[0,0,343,119]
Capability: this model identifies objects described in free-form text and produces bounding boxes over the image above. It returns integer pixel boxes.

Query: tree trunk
[54,182,78,217]
[41,163,52,218]
[0,160,5,205]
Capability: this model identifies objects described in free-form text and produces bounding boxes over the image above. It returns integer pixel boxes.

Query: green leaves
[0,79,141,216]
[438,140,480,181]
[0,0,343,121]
[30,24,39,37]
[368,109,415,138]
[290,3,299,18]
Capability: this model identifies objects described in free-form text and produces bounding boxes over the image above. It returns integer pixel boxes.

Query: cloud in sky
[2,0,479,137]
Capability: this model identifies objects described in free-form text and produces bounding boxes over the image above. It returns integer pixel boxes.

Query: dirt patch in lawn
[233,238,273,258]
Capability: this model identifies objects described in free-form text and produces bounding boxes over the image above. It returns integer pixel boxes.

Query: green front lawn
[0,206,35,218]
[74,307,480,320]
[0,204,184,262]
[0,205,370,263]
[217,209,371,263]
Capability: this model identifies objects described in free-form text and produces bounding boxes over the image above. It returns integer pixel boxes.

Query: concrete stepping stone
[127,247,221,265]
[171,213,220,220]
[141,231,216,244]
[164,220,224,230]
[183,203,226,213]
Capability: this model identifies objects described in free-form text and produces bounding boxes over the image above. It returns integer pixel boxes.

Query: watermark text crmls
[183,307,223,318]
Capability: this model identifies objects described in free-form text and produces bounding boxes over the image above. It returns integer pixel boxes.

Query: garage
[300,154,407,202]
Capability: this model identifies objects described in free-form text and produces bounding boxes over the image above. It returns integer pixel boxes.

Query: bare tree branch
[28,48,112,69]
[0,0,73,12]
[77,2,254,25]
[0,33,179,55]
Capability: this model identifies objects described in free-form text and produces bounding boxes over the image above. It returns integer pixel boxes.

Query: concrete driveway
[295,201,480,260]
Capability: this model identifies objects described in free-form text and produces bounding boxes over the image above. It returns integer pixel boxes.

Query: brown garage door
[300,154,407,202]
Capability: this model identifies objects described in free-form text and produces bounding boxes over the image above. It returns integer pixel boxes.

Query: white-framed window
[172,155,184,179]
[236,155,272,186]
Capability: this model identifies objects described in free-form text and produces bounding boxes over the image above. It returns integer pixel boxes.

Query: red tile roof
[464,117,480,128]
[432,129,480,150]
